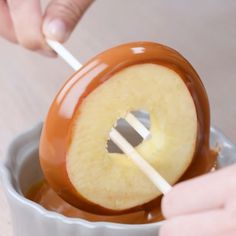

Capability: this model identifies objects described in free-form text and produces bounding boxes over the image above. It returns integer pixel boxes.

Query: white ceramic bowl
[1,123,236,236]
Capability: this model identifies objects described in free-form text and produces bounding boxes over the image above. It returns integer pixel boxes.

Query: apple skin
[39,42,213,215]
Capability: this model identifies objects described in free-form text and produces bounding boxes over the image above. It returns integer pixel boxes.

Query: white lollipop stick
[46,39,172,194]
[110,128,172,194]
[125,113,150,140]
[46,39,82,71]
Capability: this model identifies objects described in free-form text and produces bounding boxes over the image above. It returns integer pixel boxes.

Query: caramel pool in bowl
[27,180,164,224]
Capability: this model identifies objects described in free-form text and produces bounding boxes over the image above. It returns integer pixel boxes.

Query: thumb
[43,0,93,42]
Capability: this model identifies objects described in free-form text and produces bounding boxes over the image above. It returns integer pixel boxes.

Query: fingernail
[43,19,69,42]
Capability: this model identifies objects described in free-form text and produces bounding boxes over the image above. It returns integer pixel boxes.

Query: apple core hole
[107,110,150,154]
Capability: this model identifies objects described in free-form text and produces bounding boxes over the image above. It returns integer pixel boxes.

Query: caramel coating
[39,42,216,215]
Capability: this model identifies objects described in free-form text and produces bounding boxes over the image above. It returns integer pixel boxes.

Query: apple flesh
[40,42,211,215]
[67,63,197,211]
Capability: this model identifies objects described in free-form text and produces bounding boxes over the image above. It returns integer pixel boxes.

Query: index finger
[7,0,45,50]
[162,164,236,218]
[160,209,230,236]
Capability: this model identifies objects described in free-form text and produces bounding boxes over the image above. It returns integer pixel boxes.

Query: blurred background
[0,0,235,235]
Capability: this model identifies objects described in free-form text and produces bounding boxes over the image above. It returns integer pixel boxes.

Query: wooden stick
[110,128,172,194]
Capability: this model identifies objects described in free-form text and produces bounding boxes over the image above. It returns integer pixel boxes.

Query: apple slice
[67,63,197,210]
[40,42,212,215]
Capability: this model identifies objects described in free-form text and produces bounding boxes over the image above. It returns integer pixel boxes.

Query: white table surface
[0,0,236,235]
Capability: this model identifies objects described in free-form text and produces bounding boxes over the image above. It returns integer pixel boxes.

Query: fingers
[2,0,93,55]
[160,210,235,236]
[43,0,94,42]
[162,164,236,218]
[0,1,17,42]
[7,0,50,52]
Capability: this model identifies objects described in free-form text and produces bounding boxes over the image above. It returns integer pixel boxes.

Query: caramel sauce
[27,180,164,224]
[39,42,217,216]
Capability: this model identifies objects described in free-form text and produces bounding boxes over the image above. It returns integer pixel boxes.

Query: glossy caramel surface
[40,42,216,215]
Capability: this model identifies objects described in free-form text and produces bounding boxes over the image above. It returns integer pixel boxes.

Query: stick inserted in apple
[40,42,212,215]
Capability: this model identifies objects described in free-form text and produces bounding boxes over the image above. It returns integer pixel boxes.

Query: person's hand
[0,0,93,56]
[160,164,236,236]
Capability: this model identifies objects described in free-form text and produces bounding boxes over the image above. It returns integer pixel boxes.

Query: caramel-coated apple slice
[40,42,213,215]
